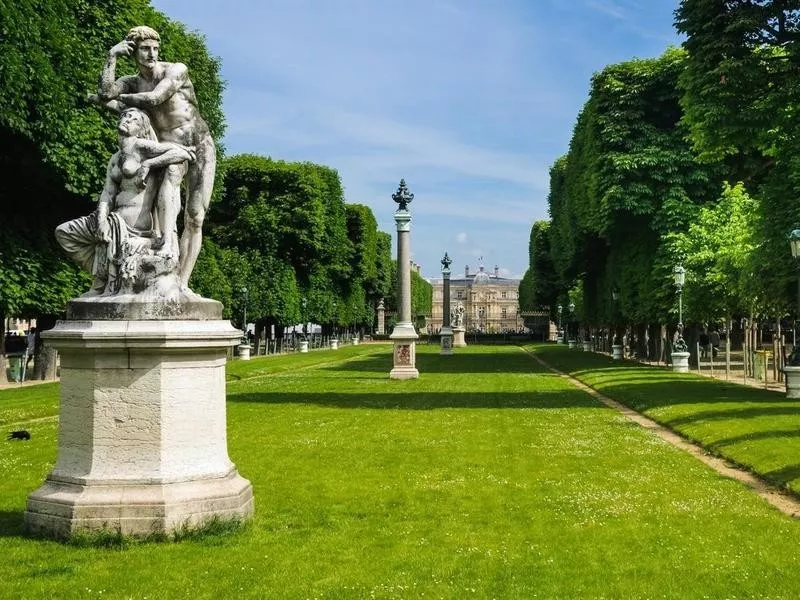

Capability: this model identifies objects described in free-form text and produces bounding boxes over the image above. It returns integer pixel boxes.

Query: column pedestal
[784,366,800,398]
[26,298,253,539]
[390,322,418,379]
[452,326,467,347]
[440,326,453,355]
[671,351,690,373]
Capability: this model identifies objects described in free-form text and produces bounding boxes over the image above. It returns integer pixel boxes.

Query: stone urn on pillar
[389,179,419,379]
[439,252,454,356]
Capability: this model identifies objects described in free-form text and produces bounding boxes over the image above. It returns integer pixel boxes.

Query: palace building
[429,263,523,333]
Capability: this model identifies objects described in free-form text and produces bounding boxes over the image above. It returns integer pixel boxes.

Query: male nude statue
[96,25,215,289]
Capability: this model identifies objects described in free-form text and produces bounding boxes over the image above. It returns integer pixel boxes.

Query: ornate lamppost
[440,252,454,355]
[557,304,563,343]
[785,231,800,396]
[671,265,690,372]
[299,297,309,353]
[568,301,576,348]
[238,286,250,360]
[330,300,339,350]
[611,289,623,360]
[389,179,419,379]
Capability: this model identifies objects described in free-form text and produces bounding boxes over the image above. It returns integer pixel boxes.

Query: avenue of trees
[0,0,430,380]
[520,1,800,358]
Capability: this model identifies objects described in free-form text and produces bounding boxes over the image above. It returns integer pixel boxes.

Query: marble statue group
[56,25,215,299]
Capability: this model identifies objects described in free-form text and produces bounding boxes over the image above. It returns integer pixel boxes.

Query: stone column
[376,299,385,335]
[389,180,419,379]
[440,252,453,355]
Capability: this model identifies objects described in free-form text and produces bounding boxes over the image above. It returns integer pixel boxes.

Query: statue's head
[118,107,158,142]
[126,26,160,69]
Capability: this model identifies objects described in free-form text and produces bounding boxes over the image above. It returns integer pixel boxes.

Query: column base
[440,327,453,355]
[784,366,800,398]
[671,351,690,372]
[452,327,467,347]
[30,314,252,540]
[26,469,253,539]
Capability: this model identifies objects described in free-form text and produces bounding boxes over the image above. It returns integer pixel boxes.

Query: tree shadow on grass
[228,390,601,410]
[664,406,800,428]
[326,352,548,375]
[762,464,800,488]
[0,509,26,539]
[708,428,800,450]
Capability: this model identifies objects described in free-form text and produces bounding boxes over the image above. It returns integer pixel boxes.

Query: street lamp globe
[673,265,686,289]
[790,229,800,259]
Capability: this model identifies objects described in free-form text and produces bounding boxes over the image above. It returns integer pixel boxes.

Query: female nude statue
[55,107,194,296]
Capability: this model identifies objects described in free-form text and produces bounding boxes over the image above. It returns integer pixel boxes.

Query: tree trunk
[0,307,8,384]
[635,323,647,360]
[254,321,264,355]
[33,314,58,380]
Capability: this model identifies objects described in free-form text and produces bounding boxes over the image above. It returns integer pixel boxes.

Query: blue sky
[150,0,682,280]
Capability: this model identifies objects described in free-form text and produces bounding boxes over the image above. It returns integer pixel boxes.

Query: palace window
[502,308,507,319]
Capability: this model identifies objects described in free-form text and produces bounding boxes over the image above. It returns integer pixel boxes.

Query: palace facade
[429,263,523,333]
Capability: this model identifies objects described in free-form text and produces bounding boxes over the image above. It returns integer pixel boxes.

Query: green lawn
[533,343,800,495]
[3,343,800,598]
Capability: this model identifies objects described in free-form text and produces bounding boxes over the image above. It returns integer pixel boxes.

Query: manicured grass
[3,344,800,598]
[532,343,800,495]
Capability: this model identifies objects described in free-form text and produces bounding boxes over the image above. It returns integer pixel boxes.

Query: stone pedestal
[330,338,339,350]
[237,343,251,360]
[26,298,253,539]
[452,326,467,347]
[352,336,360,346]
[612,344,623,360]
[390,322,418,379]
[568,339,577,349]
[440,326,453,356]
[299,340,309,353]
[582,340,592,352]
[784,366,800,398]
[671,351,690,373]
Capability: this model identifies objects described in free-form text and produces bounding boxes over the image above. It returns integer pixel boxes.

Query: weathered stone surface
[27,319,252,538]
[66,295,222,321]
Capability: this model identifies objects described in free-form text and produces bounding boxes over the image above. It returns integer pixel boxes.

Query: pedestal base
[28,314,253,539]
[671,351,690,373]
[785,366,800,398]
[582,341,592,352]
[237,344,251,360]
[330,338,339,350]
[26,469,252,538]
[568,339,576,349]
[389,322,419,379]
[299,340,309,353]
[440,327,453,355]
[452,327,467,347]
[612,344,623,360]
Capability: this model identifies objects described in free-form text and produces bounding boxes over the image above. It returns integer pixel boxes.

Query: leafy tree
[545,49,721,335]
[0,0,224,380]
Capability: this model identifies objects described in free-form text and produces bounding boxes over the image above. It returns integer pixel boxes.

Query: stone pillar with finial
[440,252,453,355]
[376,298,385,335]
[389,179,419,379]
